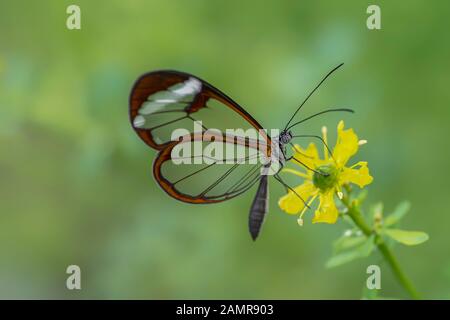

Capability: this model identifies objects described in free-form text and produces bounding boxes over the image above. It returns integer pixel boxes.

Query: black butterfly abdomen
[248,175,269,241]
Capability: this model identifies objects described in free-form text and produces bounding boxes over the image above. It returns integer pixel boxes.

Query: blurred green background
[1,0,449,299]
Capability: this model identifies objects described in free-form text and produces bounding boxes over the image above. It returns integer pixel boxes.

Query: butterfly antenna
[284,63,344,130]
[286,108,354,131]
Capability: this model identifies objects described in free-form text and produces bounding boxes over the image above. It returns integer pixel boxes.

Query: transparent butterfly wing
[129,71,272,203]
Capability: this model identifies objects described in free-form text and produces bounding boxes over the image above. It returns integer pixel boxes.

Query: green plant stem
[345,200,421,300]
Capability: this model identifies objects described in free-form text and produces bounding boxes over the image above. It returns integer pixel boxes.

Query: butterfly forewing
[129,71,271,203]
[130,71,270,148]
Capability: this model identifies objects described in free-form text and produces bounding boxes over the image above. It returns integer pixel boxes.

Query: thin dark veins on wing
[186,114,209,130]
[198,163,241,197]
[172,162,217,185]
[226,164,262,194]
[148,116,188,130]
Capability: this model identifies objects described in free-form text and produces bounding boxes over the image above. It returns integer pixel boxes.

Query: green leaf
[383,229,429,246]
[342,215,356,227]
[333,234,366,253]
[384,201,411,227]
[355,189,368,204]
[326,235,375,268]
[369,202,384,220]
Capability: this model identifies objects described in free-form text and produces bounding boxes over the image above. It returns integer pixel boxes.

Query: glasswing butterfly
[129,63,352,240]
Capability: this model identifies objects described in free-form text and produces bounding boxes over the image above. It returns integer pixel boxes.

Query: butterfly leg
[284,154,328,177]
[287,142,314,159]
[274,174,310,209]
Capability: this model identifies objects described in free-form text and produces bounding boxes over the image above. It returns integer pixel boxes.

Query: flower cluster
[279,120,373,225]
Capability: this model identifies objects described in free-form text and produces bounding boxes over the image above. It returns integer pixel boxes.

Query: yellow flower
[278,120,373,224]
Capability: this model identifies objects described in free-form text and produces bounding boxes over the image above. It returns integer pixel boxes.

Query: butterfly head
[279,130,293,146]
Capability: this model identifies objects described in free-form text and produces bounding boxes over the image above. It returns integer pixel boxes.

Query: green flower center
[313,164,339,191]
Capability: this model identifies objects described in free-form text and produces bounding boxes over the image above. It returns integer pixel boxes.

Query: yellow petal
[333,120,359,167]
[312,191,338,224]
[278,182,317,215]
[291,143,321,171]
[340,161,374,188]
